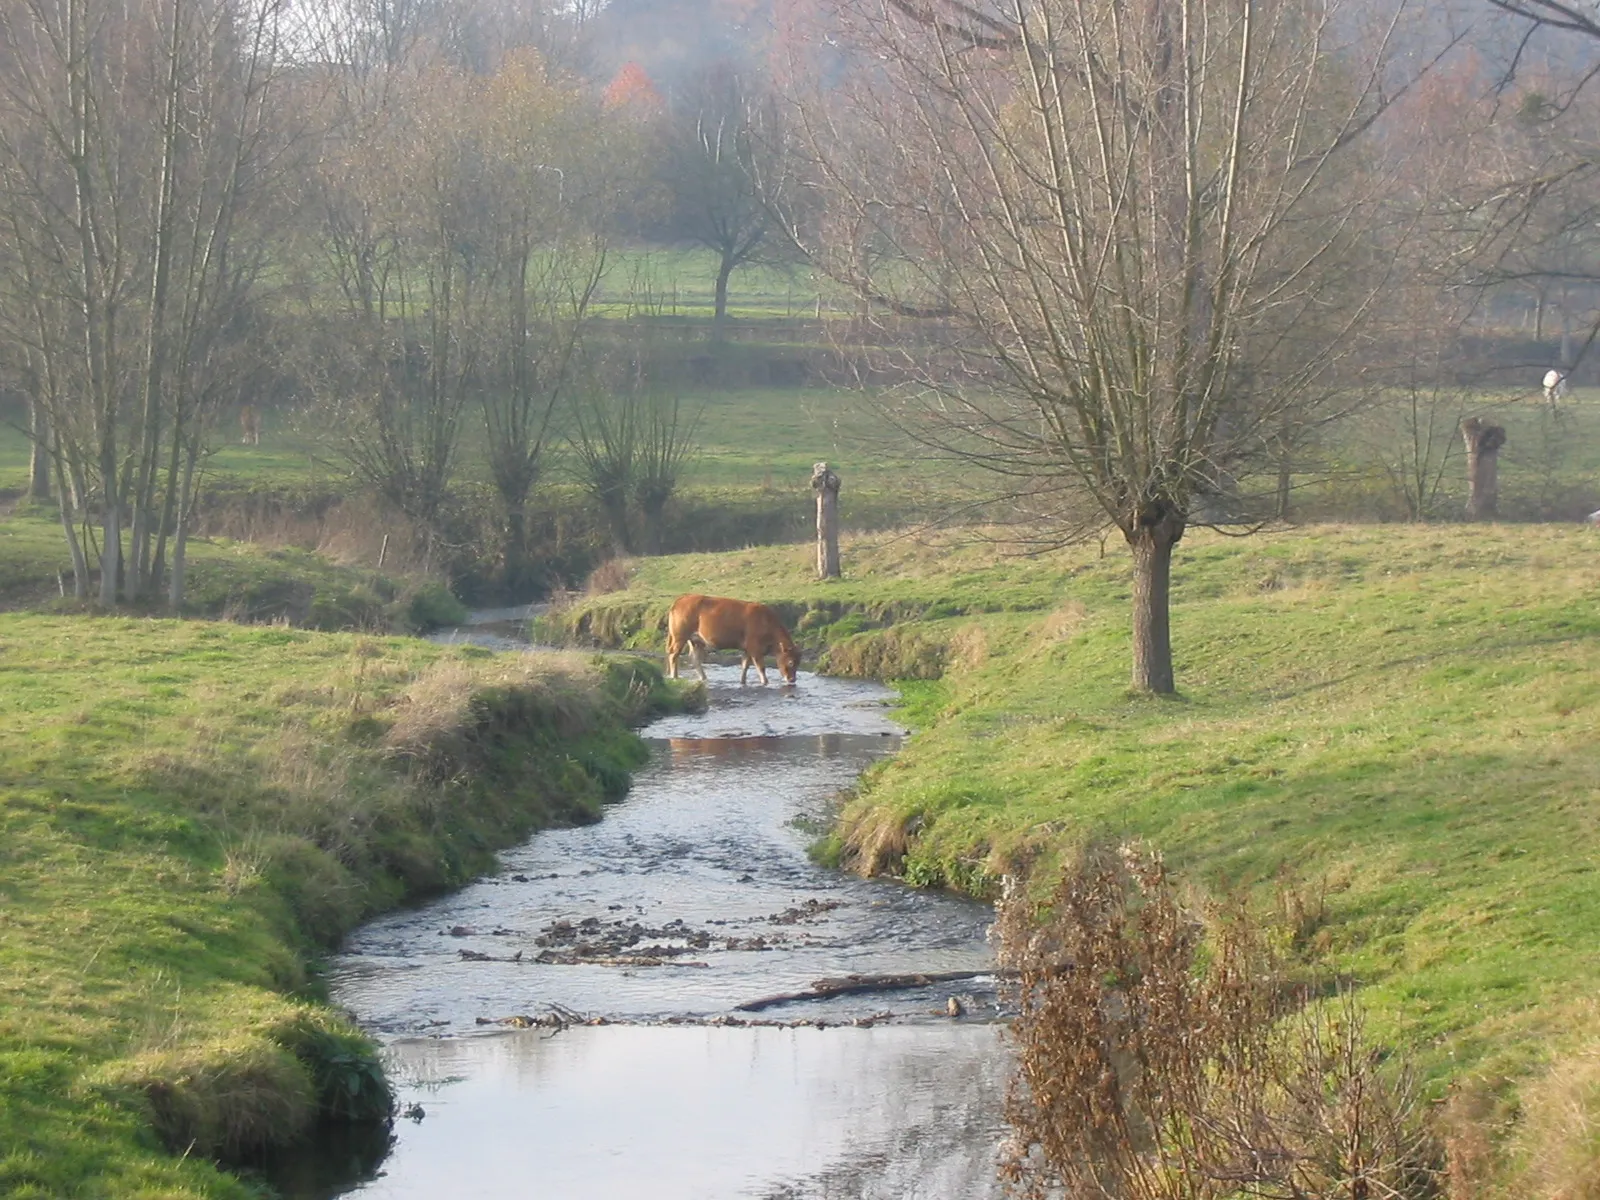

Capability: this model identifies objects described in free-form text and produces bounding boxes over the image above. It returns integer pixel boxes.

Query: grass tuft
[98,1034,316,1163]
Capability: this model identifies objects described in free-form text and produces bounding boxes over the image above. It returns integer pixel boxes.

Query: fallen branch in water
[734,969,1002,1012]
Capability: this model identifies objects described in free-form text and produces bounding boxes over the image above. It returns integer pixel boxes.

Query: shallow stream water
[286,644,1010,1199]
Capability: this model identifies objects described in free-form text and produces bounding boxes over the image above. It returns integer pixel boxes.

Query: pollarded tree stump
[1461,417,1506,520]
[811,462,841,579]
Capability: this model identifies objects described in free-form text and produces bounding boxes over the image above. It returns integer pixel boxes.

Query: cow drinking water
[666,594,800,685]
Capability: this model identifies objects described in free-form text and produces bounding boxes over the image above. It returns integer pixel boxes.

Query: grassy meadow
[591,246,854,321]
[2,254,1599,1194]
[555,520,1600,1182]
[0,615,682,1197]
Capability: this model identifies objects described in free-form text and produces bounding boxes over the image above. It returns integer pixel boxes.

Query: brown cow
[666,593,800,685]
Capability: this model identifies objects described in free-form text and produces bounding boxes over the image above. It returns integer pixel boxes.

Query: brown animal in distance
[666,594,800,685]
[239,404,261,445]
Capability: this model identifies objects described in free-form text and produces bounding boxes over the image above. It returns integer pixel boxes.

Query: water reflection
[345,1026,1008,1200]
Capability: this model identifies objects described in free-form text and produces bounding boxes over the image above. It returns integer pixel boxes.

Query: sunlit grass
[0,614,674,1196]
[560,522,1600,1090]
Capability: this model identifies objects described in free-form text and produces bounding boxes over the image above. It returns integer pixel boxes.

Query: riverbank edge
[0,616,697,1199]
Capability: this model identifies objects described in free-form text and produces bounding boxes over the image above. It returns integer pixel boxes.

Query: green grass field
[557,523,1600,1117]
[0,616,680,1197]
[591,246,854,321]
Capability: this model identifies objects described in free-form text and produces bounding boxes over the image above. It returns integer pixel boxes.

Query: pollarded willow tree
[782,0,1443,692]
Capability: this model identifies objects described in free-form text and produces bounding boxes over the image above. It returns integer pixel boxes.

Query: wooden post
[1461,418,1506,520]
[811,461,841,579]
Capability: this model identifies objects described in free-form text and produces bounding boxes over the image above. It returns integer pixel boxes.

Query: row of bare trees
[2,0,1595,684]
[0,0,706,604]
[292,45,640,588]
[0,0,293,606]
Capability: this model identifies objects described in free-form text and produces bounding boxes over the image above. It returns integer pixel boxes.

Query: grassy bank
[0,614,682,1197]
[0,506,464,632]
[555,522,1600,1177]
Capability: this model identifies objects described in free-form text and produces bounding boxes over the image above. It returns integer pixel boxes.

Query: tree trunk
[54,454,89,598]
[151,412,186,599]
[99,438,121,606]
[713,254,734,340]
[168,438,199,609]
[502,503,530,595]
[1126,506,1184,695]
[28,399,50,500]
[1461,418,1506,521]
[812,461,840,579]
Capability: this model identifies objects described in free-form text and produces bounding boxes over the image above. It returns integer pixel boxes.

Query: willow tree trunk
[811,461,840,579]
[1461,418,1506,521]
[167,437,199,609]
[1127,507,1185,695]
[28,400,50,500]
[713,255,734,341]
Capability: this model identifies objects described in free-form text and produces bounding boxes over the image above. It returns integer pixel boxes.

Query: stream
[281,628,1010,1199]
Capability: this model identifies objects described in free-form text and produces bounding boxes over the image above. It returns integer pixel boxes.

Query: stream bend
[300,661,1010,1200]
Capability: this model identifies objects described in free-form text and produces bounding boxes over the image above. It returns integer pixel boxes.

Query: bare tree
[303,62,495,552]
[0,0,294,605]
[568,347,700,556]
[568,370,638,555]
[664,65,785,339]
[780,0,1444,692]
[473,51,625,589]
[632,384,700,555]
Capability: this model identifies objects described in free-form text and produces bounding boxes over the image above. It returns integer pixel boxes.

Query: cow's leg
[666,636,680,679]
[689,637,707,682]
[739,654,751,685]
[746,647,769,685]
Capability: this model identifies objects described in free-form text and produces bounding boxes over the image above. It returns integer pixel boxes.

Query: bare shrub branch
[996,845,1439,1200]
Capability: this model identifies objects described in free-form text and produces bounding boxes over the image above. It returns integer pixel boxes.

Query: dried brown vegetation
[586,556,636,595]
[382,652,609,781]
[1512,1039,1600,1200]
[996,845,1438,1200]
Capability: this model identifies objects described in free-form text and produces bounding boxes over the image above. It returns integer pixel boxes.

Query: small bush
[997,844,1439,1200]
[585,557,634,595]
[263,1007,393,1124]
[392,581,468,632]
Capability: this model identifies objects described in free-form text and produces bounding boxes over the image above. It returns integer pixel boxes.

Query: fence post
[811,462,841,579]
[1461,418,1506,520]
